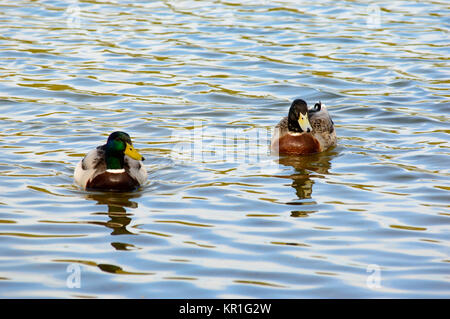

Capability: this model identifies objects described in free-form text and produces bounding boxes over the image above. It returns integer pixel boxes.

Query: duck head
[287,99,313,133]
[105,131,144,169]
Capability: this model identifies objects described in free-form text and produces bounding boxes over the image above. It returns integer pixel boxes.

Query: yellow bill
[298,113,313,133]
[125,143,144,161]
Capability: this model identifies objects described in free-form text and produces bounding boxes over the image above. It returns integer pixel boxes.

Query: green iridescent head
[104,131,144,169]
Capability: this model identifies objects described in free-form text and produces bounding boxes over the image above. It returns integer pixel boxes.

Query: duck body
[74,132,147,192]
[274,128,322,154]
[271,99,336,155]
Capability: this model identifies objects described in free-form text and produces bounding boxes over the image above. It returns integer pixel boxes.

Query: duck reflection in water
[85,191,141,241]
[276,150,337,217]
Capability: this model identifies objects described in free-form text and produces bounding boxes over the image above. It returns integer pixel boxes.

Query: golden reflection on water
[0,0,448,298]
[86,192,141,237]
[277,149,337,217]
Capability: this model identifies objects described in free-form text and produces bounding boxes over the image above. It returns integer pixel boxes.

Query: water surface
[0,0,449,298]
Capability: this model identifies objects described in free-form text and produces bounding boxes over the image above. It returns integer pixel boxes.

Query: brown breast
[86,171,139,192]
[274,133,321,155]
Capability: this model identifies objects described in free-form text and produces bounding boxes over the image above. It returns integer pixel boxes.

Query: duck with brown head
[271,99,336,155]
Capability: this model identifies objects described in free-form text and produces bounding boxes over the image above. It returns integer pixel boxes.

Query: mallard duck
[271,99,336,155]
[74,131,147,191]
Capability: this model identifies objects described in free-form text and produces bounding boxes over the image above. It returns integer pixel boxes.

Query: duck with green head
[74,131,147,191]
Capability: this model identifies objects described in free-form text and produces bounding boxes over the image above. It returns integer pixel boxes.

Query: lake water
[0,0,449,298]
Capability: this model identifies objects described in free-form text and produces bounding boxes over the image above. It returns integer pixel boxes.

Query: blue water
[0,0,449,298]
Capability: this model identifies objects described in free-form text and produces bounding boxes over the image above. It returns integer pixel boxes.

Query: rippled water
[0,0,449,298]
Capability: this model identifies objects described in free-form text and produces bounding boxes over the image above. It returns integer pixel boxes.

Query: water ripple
[0,0,448,298]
